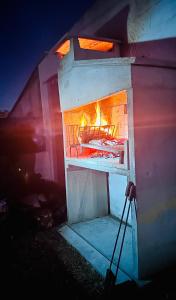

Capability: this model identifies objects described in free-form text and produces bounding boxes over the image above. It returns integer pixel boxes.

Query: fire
[80,102,108,127]
[94,102,107,126]
[80,102,113,136]
[80,113,87,127]
[94,102,114,135]
[80,101,114,137]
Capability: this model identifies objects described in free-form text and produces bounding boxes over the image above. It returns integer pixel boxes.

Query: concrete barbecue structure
[5,0,176,285]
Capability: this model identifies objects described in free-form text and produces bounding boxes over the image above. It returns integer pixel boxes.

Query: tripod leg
[115,201,131,283]
[104,196,128,290]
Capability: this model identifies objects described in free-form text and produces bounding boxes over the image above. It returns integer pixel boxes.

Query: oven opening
[63,90,128,168]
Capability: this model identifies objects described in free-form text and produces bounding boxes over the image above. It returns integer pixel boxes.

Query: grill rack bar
[65,124,116,157]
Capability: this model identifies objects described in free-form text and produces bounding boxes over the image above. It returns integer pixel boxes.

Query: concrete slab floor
[58,215,135,285]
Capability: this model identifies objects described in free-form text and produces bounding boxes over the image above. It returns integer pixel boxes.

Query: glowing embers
[56,40,70,56]
[78,38,114,52]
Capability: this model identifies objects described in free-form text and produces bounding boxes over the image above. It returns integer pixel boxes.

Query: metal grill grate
[65,124,116,157]
[79,125,115,143]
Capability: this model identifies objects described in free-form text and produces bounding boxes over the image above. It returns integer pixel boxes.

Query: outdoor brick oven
[56,36,176,284]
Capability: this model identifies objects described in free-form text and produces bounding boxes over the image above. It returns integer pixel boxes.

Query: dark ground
[0,213,104,299]
[0,213,176,299]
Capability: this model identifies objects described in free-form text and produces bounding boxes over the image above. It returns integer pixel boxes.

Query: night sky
[0,0,95,111]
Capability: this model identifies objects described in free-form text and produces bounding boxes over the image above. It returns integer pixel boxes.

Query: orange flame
[80,102,113,136]
[94,102,107,126]
[80,113,87,127]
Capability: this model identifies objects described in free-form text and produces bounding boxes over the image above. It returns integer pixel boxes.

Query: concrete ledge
[58,224,131,285]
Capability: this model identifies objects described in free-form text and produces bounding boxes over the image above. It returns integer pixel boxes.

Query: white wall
[109,174,131,224]
[128,0,176,43]
[67,168,109,223]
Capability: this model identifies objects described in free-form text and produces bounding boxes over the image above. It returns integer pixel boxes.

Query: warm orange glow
[80,102,107,128]
[80,102,114,136]
[94,102,107,126]
[64,91,128,158]
[56,40,70,56]
[56,38,114,56]
[78,38,114,52]
[80,113,87,127]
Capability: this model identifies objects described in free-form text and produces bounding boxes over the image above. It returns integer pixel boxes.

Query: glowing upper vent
[56,40,70,56]
[56,37,115,57]
[78,38,114,52]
